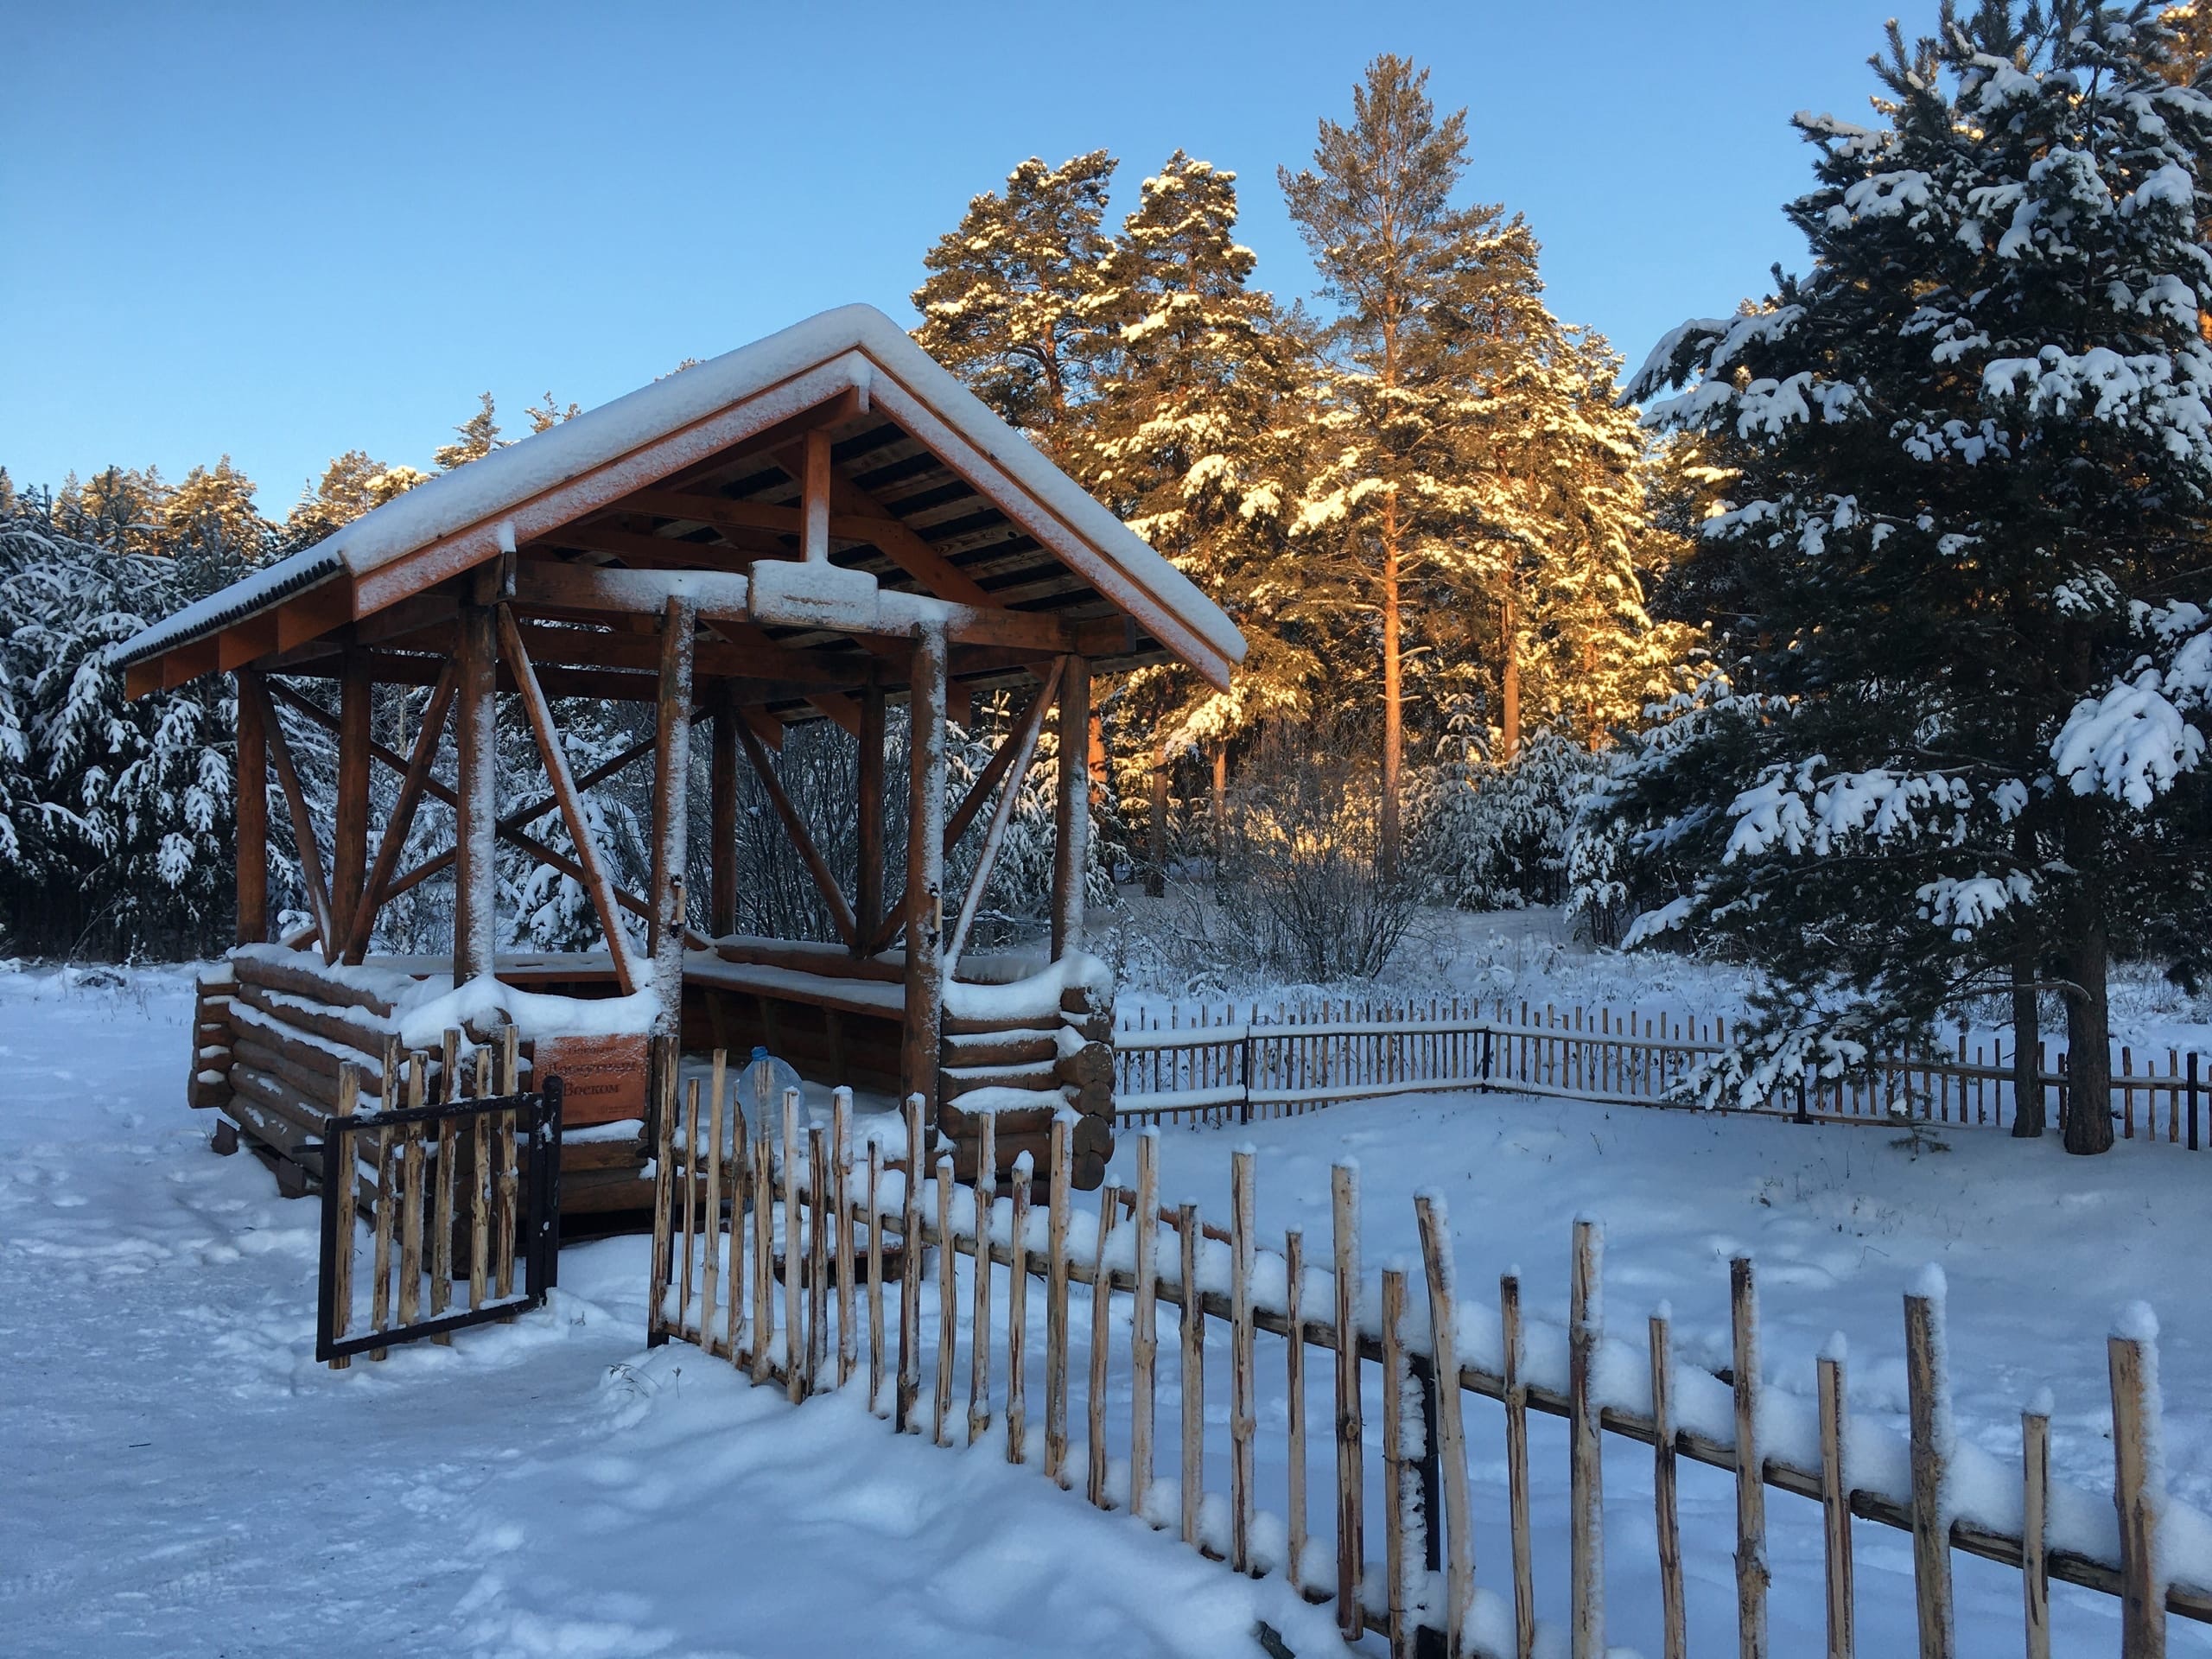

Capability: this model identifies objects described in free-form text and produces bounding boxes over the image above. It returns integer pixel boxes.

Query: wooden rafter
[242,674,335,958]
[340,663,456,963]
[497,605,643,995]
[736,719,859,948]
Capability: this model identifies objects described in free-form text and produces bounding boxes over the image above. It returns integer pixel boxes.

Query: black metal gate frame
[315,1077,564,1362]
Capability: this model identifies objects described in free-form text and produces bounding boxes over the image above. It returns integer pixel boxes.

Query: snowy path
[0,969,1340,1659]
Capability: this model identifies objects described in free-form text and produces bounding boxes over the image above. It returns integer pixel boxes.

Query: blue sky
[1,1,1910,511]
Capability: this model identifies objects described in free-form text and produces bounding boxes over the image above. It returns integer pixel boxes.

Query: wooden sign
[532,1032,651,1127]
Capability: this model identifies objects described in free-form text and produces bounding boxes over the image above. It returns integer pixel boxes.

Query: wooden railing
[1113,995,2212,1145]
[646,1079,2207,1656]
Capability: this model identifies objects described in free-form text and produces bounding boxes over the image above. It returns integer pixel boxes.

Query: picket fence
[1113,995,2212,1147]
[645,1053,2202,1658]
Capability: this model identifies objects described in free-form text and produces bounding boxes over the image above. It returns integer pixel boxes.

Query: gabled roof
[119,305,1245,692]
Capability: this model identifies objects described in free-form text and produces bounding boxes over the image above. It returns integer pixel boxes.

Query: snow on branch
[2053,600,2212,808]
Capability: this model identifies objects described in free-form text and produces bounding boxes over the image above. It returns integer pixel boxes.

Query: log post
[649,597,697,1032]
[331,650,372,948]
[1569,1218,1605,1659]
[2111,1309,2165,1659]
[235,670,269,946]
[903,625,948,1122]
[454,570,499,983]
[1051,653,1090,961]
[855,680,886,953]
[1904,1273,1956,1659]
[709,682,739,938]
[1732,1255,1770,1659]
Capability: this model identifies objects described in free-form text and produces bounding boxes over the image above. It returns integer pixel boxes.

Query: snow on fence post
[1006,1150,1032,1465]
[1131,1128,1160,1522]
[1178,1199,1205,1544]
[2110,1305,2167,1657]
[371,1037,400,1360]
[1333,1160,1366,1641]
[1086,1183,1119,1509]
[1569,1217,1605,1659]
[1732,1255,1770,1658]
[1501,1270,1535,1659]
[1285,1226,1310,1592]
[1817,1337,1853,1659]
[1904,1268,1956,1659]
[1046,1114,1073,1484]
[2022,1390,2051,1659]
[1649,1306,1687,1659]
[1414,1194,1474,1656]
[968,1114,995,1447]
[1230,1147,1257,1574]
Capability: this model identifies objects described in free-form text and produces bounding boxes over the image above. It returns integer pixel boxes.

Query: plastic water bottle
[741,1046,806,1152]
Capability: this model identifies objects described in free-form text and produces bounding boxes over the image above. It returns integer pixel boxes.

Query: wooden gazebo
[122,304,1243,1207]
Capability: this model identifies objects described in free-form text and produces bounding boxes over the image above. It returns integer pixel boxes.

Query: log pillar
[855,680,886,954]
[453,574,499,983]
[709,681,739,939]
[331,651,372,946]
[1052,653,1091,961]
[648,597,697,1033]
[903,626,949,1122]
[234,670,268,946]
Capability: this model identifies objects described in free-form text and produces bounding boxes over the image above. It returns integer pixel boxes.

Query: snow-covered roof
[120,304,1245,677]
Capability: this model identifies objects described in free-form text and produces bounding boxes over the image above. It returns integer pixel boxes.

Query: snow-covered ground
[8,961,2211,1656]
[0,967,1341,1659]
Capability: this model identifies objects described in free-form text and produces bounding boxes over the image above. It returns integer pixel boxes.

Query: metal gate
[316,1065,563,1366]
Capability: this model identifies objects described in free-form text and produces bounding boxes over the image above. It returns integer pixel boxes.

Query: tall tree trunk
[2061,802,2114,1155]
[1146,734,1168,899]
[1500,585,1521,764]
[2010,931,2045,1138]
[1381,491,1403,880]
[1211,742,1228,851]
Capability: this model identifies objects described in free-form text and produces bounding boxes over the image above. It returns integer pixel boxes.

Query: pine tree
[162,456,271,561]
[284,449,429,546]
[1281,54,1548,877]
[1611,1,2212,1151]
[0,468,15,518]
[1085,153,1316,877]
[525,392,581,433]
[435,392,505,471]
[912,151,1119,467]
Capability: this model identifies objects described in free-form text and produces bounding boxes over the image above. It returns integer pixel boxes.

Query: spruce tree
[912,152,1118,467]
[163,456,272,562]
[1613,1,2212,1151]
[1281,54,1548,877]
